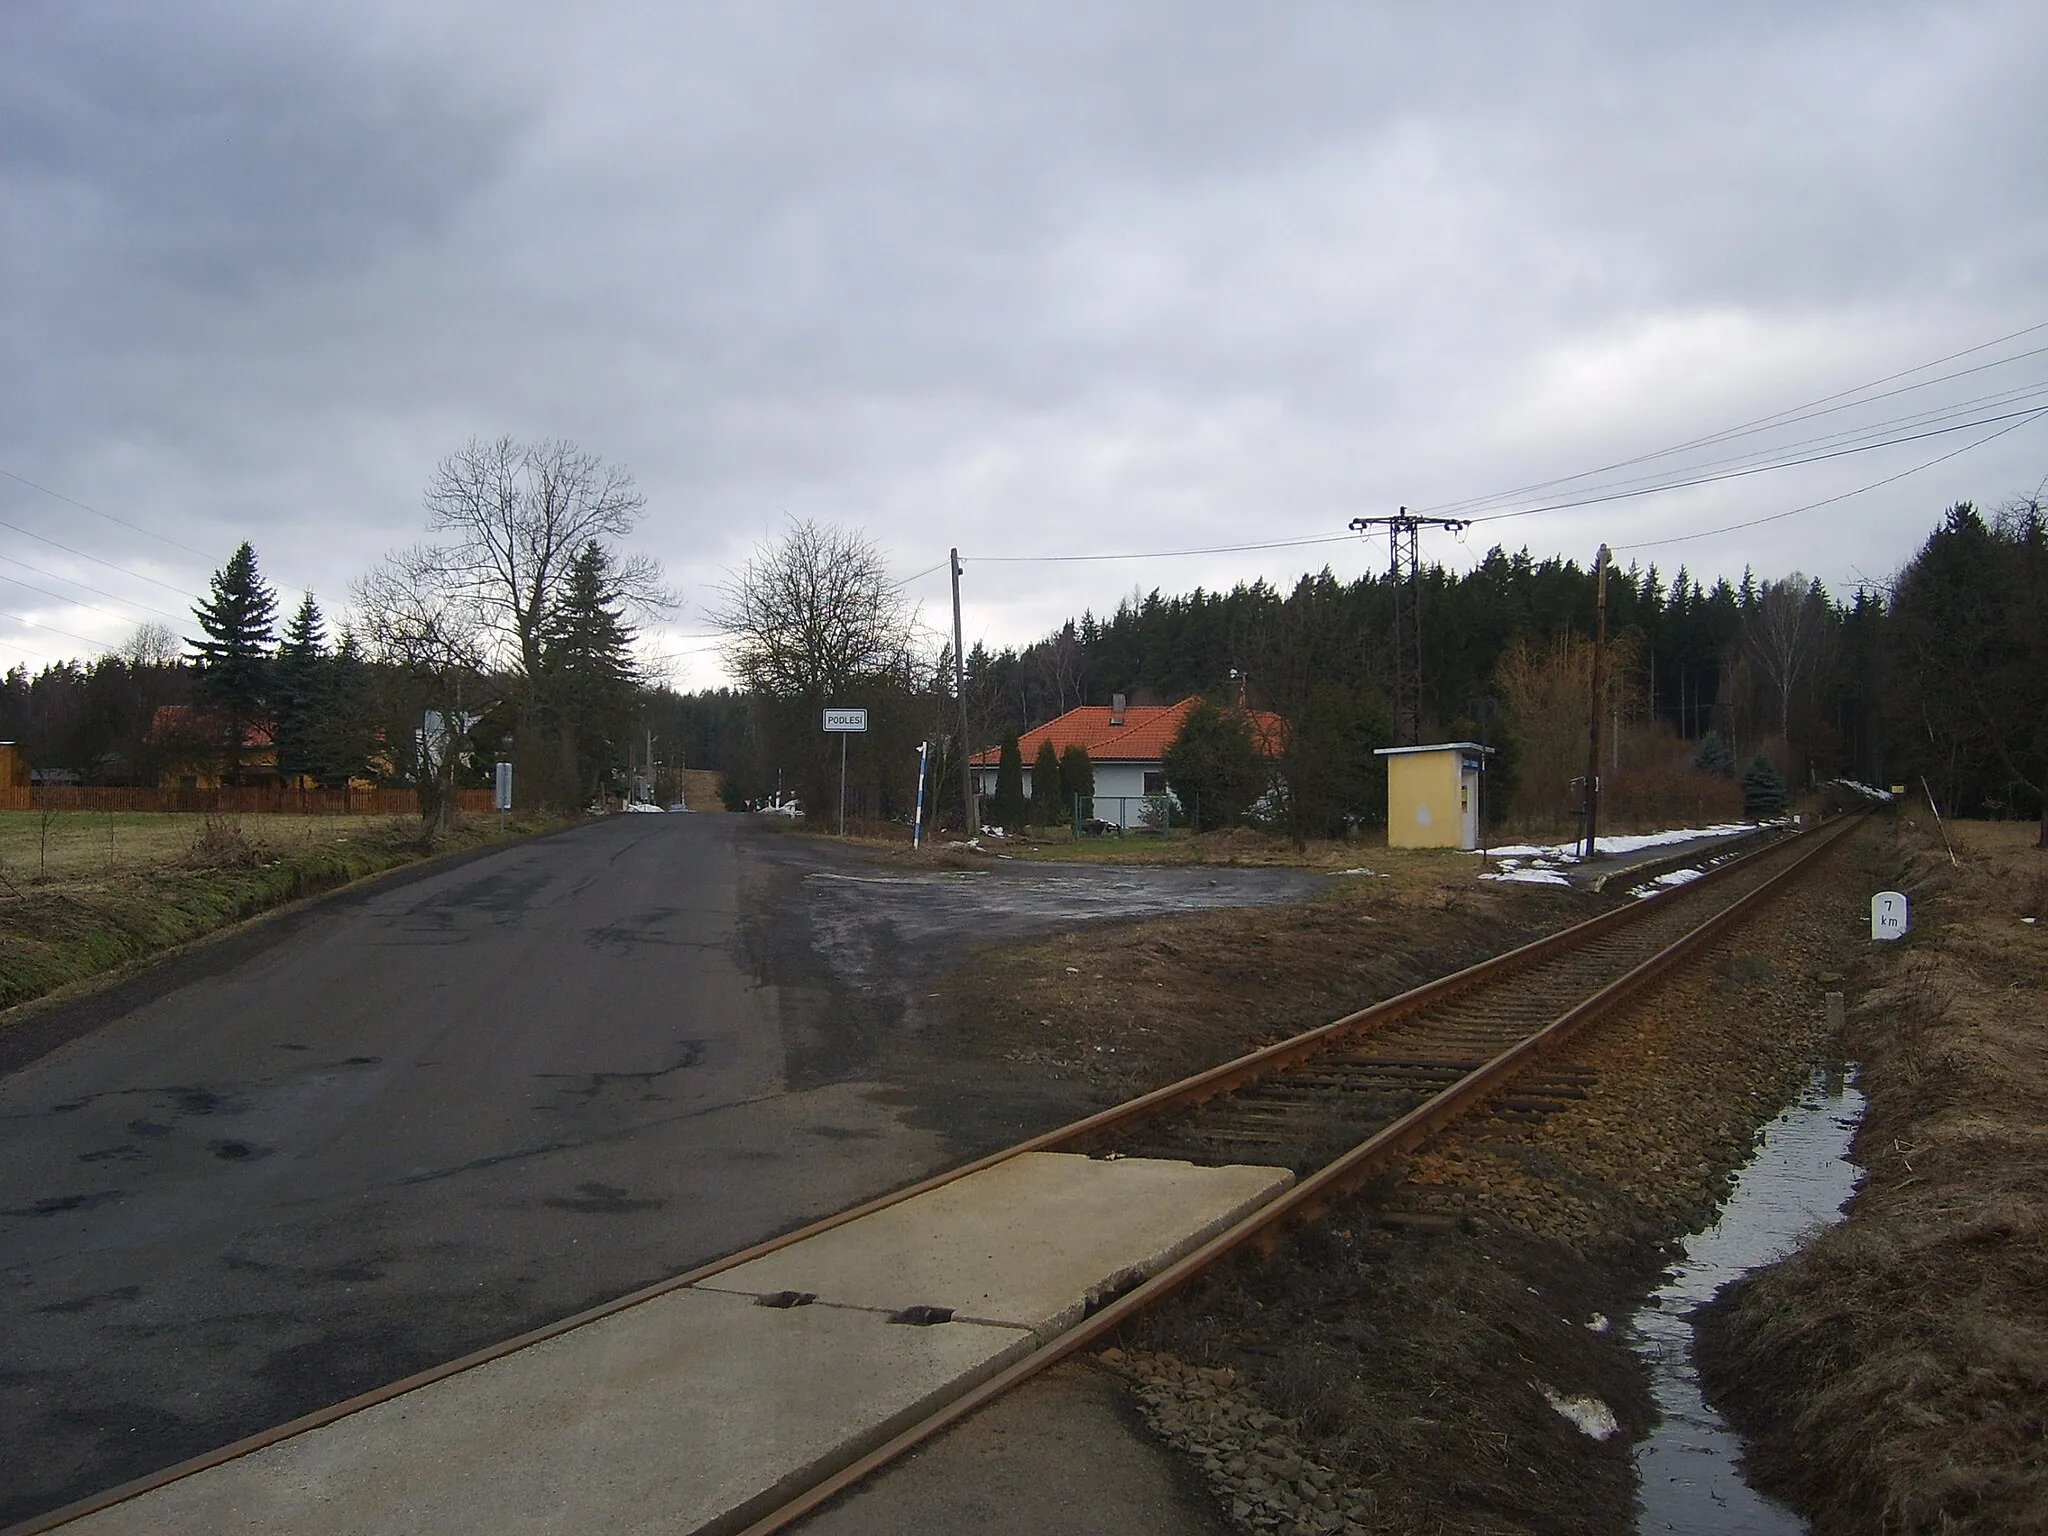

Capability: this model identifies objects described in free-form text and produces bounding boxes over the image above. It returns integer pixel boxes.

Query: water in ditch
[1632,1066,1866,1534]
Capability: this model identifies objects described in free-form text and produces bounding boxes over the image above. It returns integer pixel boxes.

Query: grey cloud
[2,1,2044,675]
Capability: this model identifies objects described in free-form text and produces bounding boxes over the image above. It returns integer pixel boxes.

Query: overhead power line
[0,553,184,623]
[1613,408,2048,555]
[0,467,219,560]
[0,571,173,630]
[1464,403,2048,526]
[1417,318,2048,519]
[0,514,203,601]
[0,605,117,652]
[968,531,1360,565]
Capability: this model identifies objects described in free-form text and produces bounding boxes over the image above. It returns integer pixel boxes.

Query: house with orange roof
[149,704,278,789]
[970,695,1283,828]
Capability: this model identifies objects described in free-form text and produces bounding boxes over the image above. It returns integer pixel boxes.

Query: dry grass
[676,769,724,810]
[1699,818,2048,1534]
[0,811,554,1015]
[0,810,416,888]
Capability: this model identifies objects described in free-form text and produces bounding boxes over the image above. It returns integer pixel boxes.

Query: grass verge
[0,812,560,1014]
[1697,817,2047,1534]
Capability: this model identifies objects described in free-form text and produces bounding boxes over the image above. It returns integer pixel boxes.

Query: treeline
[693,498,2044,836]
[4,437,681,818]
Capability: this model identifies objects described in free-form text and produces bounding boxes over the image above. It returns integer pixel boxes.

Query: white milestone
[1870,890,1909,941]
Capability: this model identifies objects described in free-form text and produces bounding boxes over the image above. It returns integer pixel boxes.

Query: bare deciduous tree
[709,520,917,700]
[1744,574,1836,752]
[423,436,671,678]
[353,546,491,830]
[1495,630,1641,828]
[120,622,181,669]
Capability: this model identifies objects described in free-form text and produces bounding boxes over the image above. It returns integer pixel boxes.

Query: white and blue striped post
[912,740,929,848]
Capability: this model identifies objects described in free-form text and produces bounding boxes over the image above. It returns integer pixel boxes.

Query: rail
[735,810,1862,1533]
[15,812,1858,1536]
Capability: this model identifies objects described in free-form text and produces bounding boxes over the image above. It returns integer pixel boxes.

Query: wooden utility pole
[951,549,976,835]
[1582,543,1611,858]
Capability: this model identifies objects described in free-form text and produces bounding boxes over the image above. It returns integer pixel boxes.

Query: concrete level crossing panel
[51,1152,1291,1535]
[55,1289,1033,1536]
[698,1151,1294,1335]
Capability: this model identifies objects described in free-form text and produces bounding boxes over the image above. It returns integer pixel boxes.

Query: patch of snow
[1477,822,1757,862]
[1481,868,1573,887]
[1656,866,1705,886]
[1585,1313,1610,1334]
[1337,867,1384,877]
[623,801,665,813]
[1540,1386,1619,1441]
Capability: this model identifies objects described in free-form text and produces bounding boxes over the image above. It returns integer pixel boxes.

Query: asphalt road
[0,815,1321,1527]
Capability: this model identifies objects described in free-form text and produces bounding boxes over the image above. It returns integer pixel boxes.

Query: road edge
[0,817,583,1076]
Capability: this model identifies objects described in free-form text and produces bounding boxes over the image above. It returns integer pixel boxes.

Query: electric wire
[1612,408,2047,555]
[0,571,178,630]
[1415,318,2048,518]
[1473,378,2048,510]
[1462,403,2048,526]
[0,605,118,651]
[967,531,1360,565]
[0,467,219,560]
[0,515,204,600]
[0,553,185,623]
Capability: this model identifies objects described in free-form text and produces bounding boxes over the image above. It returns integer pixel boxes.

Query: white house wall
[971,761,1165,828]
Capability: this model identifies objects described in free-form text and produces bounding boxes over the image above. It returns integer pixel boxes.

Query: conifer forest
[3,496,2041,839]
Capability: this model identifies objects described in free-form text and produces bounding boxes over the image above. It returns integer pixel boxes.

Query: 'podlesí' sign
[822,709,868,732]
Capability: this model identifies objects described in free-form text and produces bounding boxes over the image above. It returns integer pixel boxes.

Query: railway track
[22,814,1861,1536]
[743,811,1865,1533]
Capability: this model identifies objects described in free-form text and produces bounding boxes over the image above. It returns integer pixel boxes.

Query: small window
[1142,770,1166,795]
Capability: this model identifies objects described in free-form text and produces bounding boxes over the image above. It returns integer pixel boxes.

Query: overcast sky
[4,1,2045,687]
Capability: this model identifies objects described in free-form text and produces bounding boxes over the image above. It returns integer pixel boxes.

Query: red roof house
[971,696,1283,825]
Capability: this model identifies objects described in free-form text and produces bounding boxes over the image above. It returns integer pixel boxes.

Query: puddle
[1632,1067,1865,1534]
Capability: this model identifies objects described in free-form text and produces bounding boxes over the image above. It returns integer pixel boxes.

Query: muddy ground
[742,832,1579,1159]
[902,818,1894,1533]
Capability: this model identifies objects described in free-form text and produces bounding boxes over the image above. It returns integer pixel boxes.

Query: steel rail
[732,811,1863,1535]
[11,816,1837,1536]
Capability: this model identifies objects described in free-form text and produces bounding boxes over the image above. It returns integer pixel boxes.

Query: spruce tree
[1741,754,1788,819]
[316,629,380,787]
[1058,744,1095,818]
[540,541,638,804]
[1163,701,1266,832]
[189,542,277,785]
[1030,739,1063,826]
[991,732,1026,831]
[271,592,327,785]
[1692,730,1735,777]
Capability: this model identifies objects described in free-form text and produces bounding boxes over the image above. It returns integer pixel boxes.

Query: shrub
[1029,740,1063,826]
[1741,755,1789,819]
[1163,701,1268,832]
[1059,744,1095,820]
[991,733,1026,831]
[1693,731,1736,777]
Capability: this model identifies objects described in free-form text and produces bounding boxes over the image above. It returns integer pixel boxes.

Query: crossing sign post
[823,709,869,836]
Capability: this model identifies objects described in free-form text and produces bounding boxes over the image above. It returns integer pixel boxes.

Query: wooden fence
[0,786,494,815]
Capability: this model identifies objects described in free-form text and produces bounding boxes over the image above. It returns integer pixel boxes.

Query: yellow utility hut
[1374,742,1493,849]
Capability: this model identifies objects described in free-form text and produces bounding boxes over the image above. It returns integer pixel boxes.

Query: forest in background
[5,496,2042,838]
[693,497,2044,837]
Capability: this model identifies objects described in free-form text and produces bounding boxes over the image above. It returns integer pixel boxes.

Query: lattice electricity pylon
[1348,508,1470,746]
